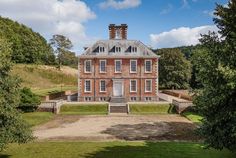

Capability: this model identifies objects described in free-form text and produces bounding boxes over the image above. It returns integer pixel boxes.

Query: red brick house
[78,24,159,102]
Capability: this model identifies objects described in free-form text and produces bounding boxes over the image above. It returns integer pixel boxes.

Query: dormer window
[115,47,121,52]
[99,46,105,53]
[132,47,137,52]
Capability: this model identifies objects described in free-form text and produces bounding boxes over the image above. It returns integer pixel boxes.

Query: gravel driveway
[34,114,200,141]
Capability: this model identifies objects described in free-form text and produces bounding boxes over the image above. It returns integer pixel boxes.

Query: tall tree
[194,0,236,151]
[157,48,191,89]
[59,50,78,68]
[50,35,73,70]
[0,38,33,151]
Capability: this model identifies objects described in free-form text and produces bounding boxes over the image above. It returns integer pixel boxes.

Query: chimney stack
[109,24,128,40]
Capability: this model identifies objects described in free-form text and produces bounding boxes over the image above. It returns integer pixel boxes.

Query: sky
[0,0,228,54]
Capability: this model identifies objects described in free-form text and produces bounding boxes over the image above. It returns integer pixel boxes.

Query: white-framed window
[84,80,91,92]
[115,60,122,73]
[84,60,92,73]
[145,60,152,73]
[130,60,137,73]
[99,60,106,73]
[100,80,106,92]
[132,47,137,52]
[130,79,137,92]
[145,79,152,92]
[115,47,121,52]
[99,46,105,52]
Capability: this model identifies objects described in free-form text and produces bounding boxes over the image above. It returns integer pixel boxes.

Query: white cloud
[150,25,218,48]
[0,0,96,53]
[99,0,141,10]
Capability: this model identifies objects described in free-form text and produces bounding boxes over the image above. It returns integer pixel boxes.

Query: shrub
[18,87,41,112]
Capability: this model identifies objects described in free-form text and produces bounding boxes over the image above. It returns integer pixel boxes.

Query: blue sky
[0,0,227,54]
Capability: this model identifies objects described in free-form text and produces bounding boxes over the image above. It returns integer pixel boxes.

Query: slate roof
[79,40,159,58]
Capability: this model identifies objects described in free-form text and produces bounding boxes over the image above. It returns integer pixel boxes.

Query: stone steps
[109,105,128,113]
[110,97,126,103]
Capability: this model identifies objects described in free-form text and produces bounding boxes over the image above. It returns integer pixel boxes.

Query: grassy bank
[129,104,175,114]
[182,112,203,124]
[0,141,234,158]
[12,64,77,90]
[60,104,108,115]
[22,112,54,127]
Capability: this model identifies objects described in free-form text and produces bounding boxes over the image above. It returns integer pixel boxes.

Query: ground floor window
[85,80,91,92]
[145,79,152,92]
[100,80,106,92]
[130,80,137,92]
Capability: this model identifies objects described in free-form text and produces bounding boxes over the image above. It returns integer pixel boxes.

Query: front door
[113,81,123,97]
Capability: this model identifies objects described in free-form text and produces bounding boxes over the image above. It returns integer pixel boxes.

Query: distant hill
[11,64,77,95]
[0,16,55,64]
[153,45,202,60]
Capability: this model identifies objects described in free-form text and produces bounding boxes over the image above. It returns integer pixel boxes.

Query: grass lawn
[33,86,77,96]
[182,112,203,124]
[22,112,54,127]
[129,104,175,114]
[60,104,108,115]
[0,141,235,158]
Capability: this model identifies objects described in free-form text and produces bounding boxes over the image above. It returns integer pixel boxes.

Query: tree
[0,16,55,64]
[18,87,41,112]
[50,35,73,70]
[157,48,191,89]
[194,0,236,151]
[0,38,33,151]
[59,50,78,68]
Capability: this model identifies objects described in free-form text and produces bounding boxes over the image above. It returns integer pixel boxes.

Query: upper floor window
[99,60,106,73]
[84,80,91,92]
[115,47,121,52]
[100,80,106,92]
[115,60,122,73]
[130,79,137,92]
[99,46,105,52]
[145,60,152,73]
[84,60,91,73]
[145,79,152,92]
[130,60,137,73]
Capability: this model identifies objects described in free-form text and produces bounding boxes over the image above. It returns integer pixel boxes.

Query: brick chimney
[109,24,128,40]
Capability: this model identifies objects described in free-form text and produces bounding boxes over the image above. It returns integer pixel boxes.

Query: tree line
[0,16,78,68]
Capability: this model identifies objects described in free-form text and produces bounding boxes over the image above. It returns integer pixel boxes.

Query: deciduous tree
[194,0,236,151]
[0,38,33,151]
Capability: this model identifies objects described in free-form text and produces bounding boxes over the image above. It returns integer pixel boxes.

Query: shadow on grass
[83,142,235,158]
[0,155,10,158]
[102,121,201,141]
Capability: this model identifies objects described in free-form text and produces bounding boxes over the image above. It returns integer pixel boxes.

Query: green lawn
[22,112,54,127]
[182,112,203,124]
[130,104,175,114]
[60,104,108,115]
[33,86,77,96]
[0,141,234,158]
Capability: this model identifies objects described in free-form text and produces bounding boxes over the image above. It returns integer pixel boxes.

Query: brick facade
[78,58,159,102]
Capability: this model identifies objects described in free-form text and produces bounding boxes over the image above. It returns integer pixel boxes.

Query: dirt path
[34,115,200,141]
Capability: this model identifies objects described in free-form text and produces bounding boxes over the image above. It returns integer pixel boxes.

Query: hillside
[0,16,55,64]
[11,64,77,96]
